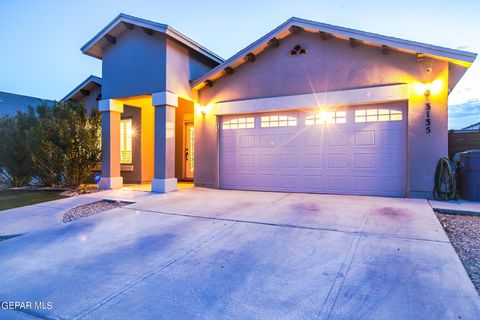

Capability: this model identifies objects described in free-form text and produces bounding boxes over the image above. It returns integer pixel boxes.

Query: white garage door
[220,104,406,197]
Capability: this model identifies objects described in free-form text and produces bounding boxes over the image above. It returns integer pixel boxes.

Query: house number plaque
[425,102,431,133]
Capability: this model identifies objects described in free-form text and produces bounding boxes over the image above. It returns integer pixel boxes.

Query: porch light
[198,105,210,116]
[414,80,442,97]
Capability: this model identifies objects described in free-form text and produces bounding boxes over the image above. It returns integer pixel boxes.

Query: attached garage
[220,103,406,197]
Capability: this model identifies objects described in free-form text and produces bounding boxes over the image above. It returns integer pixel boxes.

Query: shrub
[0,101,101,188]
[0,111,37,187]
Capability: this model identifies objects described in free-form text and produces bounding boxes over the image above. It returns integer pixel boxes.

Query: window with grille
[305,111,346,125]
[120,118,133,164]
[222,117,255,130]
[355,109,403,123]
[261,115,297,128]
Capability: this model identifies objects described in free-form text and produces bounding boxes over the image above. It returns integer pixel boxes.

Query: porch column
[98,99,124,189]
[151,92,178,193]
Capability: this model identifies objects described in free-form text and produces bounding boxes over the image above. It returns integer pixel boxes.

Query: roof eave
[61,75,102,102]
[81,14,223,63]
[192,17,477,90]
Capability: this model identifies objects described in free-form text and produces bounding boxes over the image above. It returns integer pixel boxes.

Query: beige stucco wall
[195,31,450,197]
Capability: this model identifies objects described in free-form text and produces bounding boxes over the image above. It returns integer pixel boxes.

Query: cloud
[449,100,480,129]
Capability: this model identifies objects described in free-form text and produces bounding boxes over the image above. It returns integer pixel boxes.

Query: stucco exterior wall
[166,38,218,100]
[195,31,450,197]
[102,29,167,99]
[78,85,101,114]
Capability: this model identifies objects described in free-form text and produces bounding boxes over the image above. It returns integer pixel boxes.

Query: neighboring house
[462,121,480,131]
[78,13,476,198]
[0,91,54,117]
[61,75,102,114]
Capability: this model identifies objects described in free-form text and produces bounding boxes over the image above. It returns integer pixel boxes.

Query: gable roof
[81,13,223,63]
[192,17,477,90]
[61,75,102,102]
[0,91,54,117]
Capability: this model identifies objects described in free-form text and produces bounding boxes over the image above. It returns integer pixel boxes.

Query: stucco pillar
[98,99,124,189]
[151,92,178,193]
[407,61,449,198]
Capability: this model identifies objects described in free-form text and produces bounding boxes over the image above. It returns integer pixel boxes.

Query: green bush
[0,101,101,188]
[0,111,37,187]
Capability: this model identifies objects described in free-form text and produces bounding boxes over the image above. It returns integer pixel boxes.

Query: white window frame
[261,115,297,128]
[355,108,403,123]
[305,111,346,125]
[120,118,133,164]
[222,117,255,130]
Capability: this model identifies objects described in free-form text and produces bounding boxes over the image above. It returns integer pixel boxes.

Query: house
[79,13,476,197]
[0,91,54,117]
[462,121,480,131]
[61,75,102,114]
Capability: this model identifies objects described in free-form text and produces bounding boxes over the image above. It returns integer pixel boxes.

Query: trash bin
[459,151,480,201]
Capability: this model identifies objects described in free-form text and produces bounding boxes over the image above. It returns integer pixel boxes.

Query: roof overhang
[61,75,102,102]
[81,13,223,63]
[192,17,477,91]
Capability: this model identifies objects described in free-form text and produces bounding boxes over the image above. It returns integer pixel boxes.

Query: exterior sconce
[424,83,432,96]
[199,105,210,116]
[414,80,442,97]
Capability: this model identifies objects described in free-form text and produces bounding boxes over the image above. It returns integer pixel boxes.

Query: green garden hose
[433,157,456,200]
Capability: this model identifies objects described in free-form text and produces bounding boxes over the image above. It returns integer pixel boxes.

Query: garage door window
[222,117,255,130]
[355,109,403,123]
[261,115,297,128]
[305,111,346,125]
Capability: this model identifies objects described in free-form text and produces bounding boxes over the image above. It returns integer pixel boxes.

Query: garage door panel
[327,131,348,146]
[304,175,326,190]
[238,154,255,168]
[381,130,404,146]
[279,134,301,147]
[354,176,376,192]
[378,152,403,169]
[327,153,348,169]
[239,135,255,148]
[354,153,375,169]
[238,174,256,187]
[220,105,406,196]
[260,135,277,148]
[304,154,323,168]
[260,154,276,168]
[278,154,300,168]
[354,130,376,145]
[327,176,349,192]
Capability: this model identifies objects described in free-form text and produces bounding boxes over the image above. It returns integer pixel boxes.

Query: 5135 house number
[425,103,431,133]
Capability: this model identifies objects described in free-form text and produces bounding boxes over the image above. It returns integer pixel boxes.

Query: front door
[184,122,194,179]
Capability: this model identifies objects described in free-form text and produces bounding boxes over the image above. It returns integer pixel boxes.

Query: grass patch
[0,189,67,211]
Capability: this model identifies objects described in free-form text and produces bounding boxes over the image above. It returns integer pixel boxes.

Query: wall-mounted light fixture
[197,104,210,116]
[414,80,442,97]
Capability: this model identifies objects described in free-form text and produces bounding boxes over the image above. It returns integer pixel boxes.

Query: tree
[0,110,36,187]
[0,101,102,188]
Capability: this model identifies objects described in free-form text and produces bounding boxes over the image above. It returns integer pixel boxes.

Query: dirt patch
[63,200,131,223]
[375,207,412,221]
[290,202,321,212]
[436,213,480,292]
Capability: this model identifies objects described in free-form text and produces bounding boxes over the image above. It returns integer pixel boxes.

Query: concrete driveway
[0,188,479,319]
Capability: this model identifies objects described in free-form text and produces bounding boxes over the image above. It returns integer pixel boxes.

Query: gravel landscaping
[436,212,480,292]
[62,200,131,223]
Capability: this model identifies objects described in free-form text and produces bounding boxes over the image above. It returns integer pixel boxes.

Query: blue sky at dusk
[0,0,479,128]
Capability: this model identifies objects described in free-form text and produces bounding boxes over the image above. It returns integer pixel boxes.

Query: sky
[0,0,479,128]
